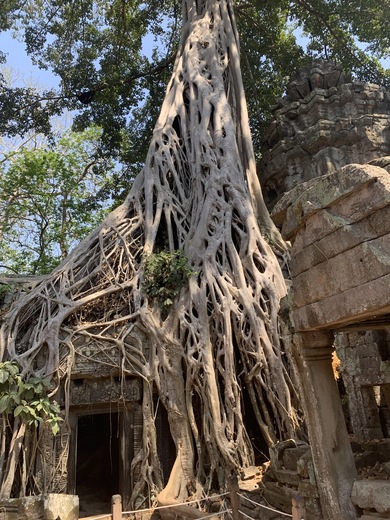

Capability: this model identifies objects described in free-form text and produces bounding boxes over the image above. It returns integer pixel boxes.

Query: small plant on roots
[143,250,196,311]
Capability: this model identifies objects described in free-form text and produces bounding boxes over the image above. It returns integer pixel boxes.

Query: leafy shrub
[0,361,63,435]
[143,250,196,309]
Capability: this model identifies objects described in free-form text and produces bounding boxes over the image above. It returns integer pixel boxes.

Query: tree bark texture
[0,0,302,512]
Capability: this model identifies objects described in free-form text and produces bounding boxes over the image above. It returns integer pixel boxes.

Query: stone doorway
[68,403,136,517]
[76,412,120,516]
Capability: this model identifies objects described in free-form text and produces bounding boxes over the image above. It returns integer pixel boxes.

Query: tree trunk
[0,0,302,509]
[0,418,26,498]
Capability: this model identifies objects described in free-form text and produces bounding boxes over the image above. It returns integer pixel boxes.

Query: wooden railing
[81,490,306,520]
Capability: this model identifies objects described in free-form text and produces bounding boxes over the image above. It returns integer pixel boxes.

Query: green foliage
[0,126,114,275]
[0,361,62,435]
[0,0,388,202]
[143,250,196,309]
[0,283,11,306]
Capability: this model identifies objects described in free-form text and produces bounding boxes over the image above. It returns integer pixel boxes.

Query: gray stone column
[299,330,357,520]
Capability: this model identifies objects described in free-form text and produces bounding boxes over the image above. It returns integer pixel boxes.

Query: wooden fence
[82,488,306,520]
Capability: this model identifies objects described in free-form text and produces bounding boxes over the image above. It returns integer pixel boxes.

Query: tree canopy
[0,127,114,274]
[1,0,389,203]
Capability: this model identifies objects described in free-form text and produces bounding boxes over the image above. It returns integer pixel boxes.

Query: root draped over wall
[0,0,302,511]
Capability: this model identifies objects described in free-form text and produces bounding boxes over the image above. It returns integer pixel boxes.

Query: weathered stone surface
[262,481,294,510]
[296,451,316,483]
[293,271,390,330]
[355,451,384,470]
[70,376,141,406]
[239,490,289,520]
[0,494,79,520]
[298,479,320,498]
[240,466,261,480]
[269,439,297,470]
[341,330,390,441]
[361,440,390,461]
[283,445,311,471]
[273,469,301,486]
[293,232,390,309]
[290,203,390,277]
[238,479,261,492]
[352,480,390,513]
[260,61,390,210]
[43,494,79,520]
[273,163,390,239]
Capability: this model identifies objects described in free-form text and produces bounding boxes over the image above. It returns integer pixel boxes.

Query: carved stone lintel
[70,377,141,407]
[297,330,334,361]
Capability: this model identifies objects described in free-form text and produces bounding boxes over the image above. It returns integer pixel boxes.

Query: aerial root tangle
[0,0,303,510]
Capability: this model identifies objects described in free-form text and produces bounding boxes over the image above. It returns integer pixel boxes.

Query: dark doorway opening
[76,413,119,515]
[155,401,176,484]
[241,386,269,465]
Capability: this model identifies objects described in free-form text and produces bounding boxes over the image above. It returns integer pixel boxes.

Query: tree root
[0,0,303,506]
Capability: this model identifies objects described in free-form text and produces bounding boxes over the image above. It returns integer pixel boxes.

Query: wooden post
[292,495,306,520]
[227,474,242,520]
[112,494,122,520]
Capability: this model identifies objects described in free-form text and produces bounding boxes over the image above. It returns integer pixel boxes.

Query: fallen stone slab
[351,480,390,514]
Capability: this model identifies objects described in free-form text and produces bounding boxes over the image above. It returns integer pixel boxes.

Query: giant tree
[0,0,389,516]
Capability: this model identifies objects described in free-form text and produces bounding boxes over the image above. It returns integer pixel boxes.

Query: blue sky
[0,29,157,90]
[0,31,60,88]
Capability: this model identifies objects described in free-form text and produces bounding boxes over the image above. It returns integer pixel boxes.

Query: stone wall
[259,61,390,209]
[336,331,390,442]
[261,61,390,520]
[238,441,322,520]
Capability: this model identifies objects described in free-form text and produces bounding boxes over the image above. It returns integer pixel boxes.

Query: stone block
[43,494,79,520]
[239,479,261,492]
[240,465,261,480]
[297,452,316,484]
[352,480,390,513]
[304,497,323,520]
[283,445,311,471]
[238,490,264,511]
[70,376,141,405]
[361,439,390,462]
[292,271,390,330]
[269,439,297,469]
[355,451,382,470]
[0,494,79,520]
[273,469,300,486]
[262,484,293,512]
[298,479,319,498]
[290,204,390,276]
[276,163,390,239]
[293,232,390,309]
[21,497,44,519]
[377,440,390,461]
[0,499,22,520]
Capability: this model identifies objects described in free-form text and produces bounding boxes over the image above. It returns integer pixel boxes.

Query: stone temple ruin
[1,61,390,520]
[257,60,390,520]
